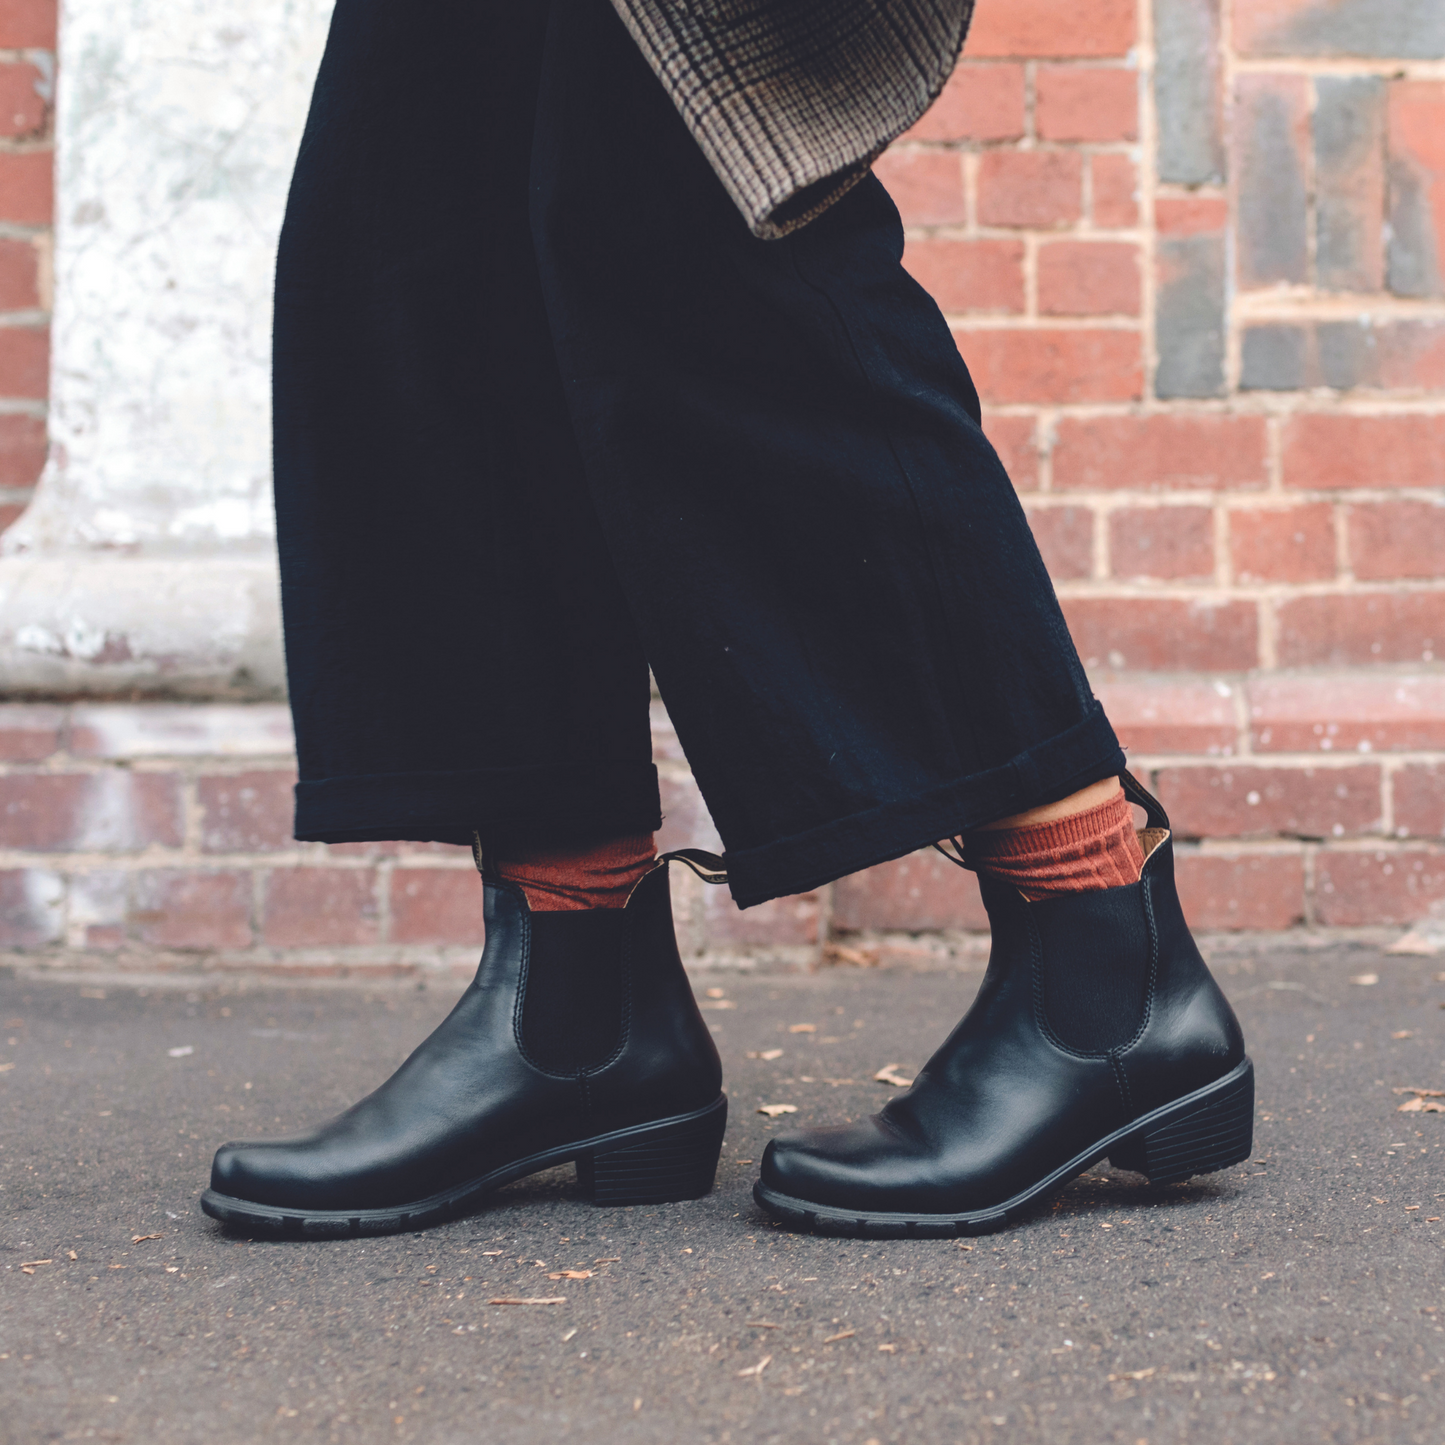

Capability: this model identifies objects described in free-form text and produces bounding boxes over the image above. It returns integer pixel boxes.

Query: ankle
[495,833,657,911]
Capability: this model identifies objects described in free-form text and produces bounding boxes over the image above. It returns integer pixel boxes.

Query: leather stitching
[587,872,640,1083]
[1109,1053,1135,1117]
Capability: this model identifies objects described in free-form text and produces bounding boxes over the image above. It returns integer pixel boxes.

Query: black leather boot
[201,854,726,1236]
[754,773,1251,1237]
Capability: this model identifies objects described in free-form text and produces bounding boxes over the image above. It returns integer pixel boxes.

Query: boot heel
[1110,1061,1253,1184]
[578,1097,728,1206]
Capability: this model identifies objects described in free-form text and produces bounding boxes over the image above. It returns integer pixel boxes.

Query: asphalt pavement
[2,944,1443,1444]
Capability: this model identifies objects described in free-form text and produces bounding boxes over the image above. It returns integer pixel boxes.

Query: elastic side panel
[519,910,627,1074]
[1033,885,1151,1055]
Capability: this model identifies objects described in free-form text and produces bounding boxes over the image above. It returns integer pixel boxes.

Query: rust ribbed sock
[963,789,1145,902]
[494,833,657,911]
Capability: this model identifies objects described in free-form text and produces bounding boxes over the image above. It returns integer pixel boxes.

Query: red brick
[1038,241,1141,316]
[1173,850,1306,930]
[0,867,61,945]
[129,869,252,950]
[263,867,379,947]
[1376,319,1445,389]
[872,149,966,226]
[1315,77,1386,292]
[0,771,182,851]
[0,325,46,396]
[1054,413,1268,492]
[982,412,1039,490]
[967,0,1136,58]
[1314,848,1445,926]
[958,328,1142,404]
[0,0,55,47]
[833,850,988,932]
[904,63,1025,142]
[0,702,62,760]
[1090,153,1139,227]
[1025,503,1094,579]
[977,151,1083,228]
[1248,673,1445,753]
[0,63,46,139]
[1386,81,1445,298]
[198,769,297,853]
[1092,677,1239,755]
[1283,413,1445,491]
[389,867,483,945]
[1155,764,1382,840]
[902,237,1024,313]
[0,149,52,224]
[1348,500,1445,581]
[0,235,39,310]
[1394,764,1445,839]
[703,886,821,948]
[1155,195,1229,234]
[1062,596,1258,670]
[1276,591,1445,668]
[1036,66,1138,142]
[1109,505,1214,580]
[1230,504,1336,583]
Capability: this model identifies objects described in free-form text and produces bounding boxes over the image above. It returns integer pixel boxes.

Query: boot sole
[753,1058,1253,1239]
[199,1094,728,1238]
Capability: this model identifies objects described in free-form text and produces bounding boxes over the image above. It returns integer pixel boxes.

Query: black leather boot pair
[202,776,1249,1239]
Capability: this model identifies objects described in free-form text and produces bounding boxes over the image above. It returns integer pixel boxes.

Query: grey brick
[1316,320,1379,390]
[1315,77,1386,293]
[1241,325,1308,391]
[1235,78,1309,289]
[1155,0,1224,185]
[1247,0,1445,60]
[1156,234,1226,398]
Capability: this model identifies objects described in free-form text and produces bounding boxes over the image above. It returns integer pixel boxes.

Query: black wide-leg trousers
[273,0,1125,909]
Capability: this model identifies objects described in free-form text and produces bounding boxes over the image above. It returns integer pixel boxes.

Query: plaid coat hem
[609,0,976,238]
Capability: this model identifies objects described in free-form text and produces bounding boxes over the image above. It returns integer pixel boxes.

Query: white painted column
[0,0,333,696]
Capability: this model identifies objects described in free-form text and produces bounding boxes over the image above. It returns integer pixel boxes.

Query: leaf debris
[758,1104,797,1117]
[873,1064,914,1088]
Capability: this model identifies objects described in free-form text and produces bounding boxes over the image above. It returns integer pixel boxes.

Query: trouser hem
[293,762,662,849]
[723,704,1125,908]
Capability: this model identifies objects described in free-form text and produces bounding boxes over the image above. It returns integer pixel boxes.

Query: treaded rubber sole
[199,1094,727,1238]
[753,1058,1253,1239]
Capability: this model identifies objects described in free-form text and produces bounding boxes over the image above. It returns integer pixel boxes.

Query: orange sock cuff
[963,789,1145,902]
[495,833,658,911]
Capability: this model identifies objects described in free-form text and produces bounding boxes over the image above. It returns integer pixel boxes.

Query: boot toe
[761,1118,926,1213]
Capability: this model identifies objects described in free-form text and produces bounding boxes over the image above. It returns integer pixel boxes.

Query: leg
[530,0,1125,907]
[273,0,656,851]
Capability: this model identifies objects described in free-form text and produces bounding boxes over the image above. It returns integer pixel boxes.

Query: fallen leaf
[1349,974,1379,987]
[66,1251,77,1261]
[562,1328,578,1342]
[131,1234,162,1244]
[594,1257,621,1264]
[166,1046,194,1058]
[488,1297,566,1306]
[736,1355,772,1378]
[702,999,737,1010]
[481,1250,504,1256]
[822,943,880,967]
[0,1062,14,1073]
[760,1049,783,1061]
[789,1024,816,1034]
[745,1321,780,1329]
[1392,1031,1415,1040]
[1392,1086,1445,1096]
[705,988,726,999]
[824,1329,856,1343]
[547,1270,592,1281]
[1398,1097,1445,1113]
[1405,1205,1420,1211]
[873,1065,914,1088]
[1108,1368,1156,1382]
[758,1104,798,1117]
[878,1343,896,1353]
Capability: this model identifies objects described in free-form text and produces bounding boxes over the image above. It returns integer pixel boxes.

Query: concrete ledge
[0,554,286,699]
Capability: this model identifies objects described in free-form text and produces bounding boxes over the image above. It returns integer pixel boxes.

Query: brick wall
[1,0,1443,971]
[0,0,50,533]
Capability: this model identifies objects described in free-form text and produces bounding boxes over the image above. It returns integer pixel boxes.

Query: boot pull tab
[1120,769,1171,831]
[655,849,729,885]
